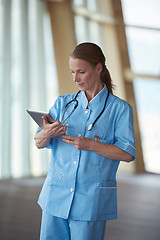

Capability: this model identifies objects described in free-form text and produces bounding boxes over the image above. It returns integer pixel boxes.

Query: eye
[79,71,85,74]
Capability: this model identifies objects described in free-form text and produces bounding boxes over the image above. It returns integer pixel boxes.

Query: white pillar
[1,0,11,178]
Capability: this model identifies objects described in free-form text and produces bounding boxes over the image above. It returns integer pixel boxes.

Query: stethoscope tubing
[88,90,109,130]
[61,91,80,124]
[61,90,110,130]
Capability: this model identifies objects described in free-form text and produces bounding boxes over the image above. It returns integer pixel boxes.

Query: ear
[96,63,103,73]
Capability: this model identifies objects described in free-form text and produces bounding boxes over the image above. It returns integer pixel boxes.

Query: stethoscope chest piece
[88,124,93,131]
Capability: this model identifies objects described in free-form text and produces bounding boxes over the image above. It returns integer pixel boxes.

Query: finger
[47,121,64,133]
[64,124,68,133]
[49,126,63,135]
[60,125,68,136]
[62,138,75,146]
[42,115,50,125]
[49,124,67,138]
[57,126,67,135]
[50,120,62,127]
[62,137,78,147]
[62,135,76,141]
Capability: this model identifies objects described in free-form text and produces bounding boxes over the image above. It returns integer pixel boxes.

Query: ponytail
[101,65,114,94]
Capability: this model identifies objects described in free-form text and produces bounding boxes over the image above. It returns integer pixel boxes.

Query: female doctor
[35,42,136,240]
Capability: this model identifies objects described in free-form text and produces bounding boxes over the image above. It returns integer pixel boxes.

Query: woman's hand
[62,134,133,162]
[35,116,67,149]
[62,135,92,150]
[42,116,67,139]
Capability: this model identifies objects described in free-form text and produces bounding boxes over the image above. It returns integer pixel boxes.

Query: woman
[35,42,136,240]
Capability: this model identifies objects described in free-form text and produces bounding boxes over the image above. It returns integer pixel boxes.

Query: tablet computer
[26,109,55,129]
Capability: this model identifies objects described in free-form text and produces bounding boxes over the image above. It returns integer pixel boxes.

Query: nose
[73,72,80,82]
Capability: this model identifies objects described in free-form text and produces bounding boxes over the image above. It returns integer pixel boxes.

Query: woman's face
[69,57,102,94]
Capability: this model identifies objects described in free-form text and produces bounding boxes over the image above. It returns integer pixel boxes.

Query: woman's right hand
[42,115,67,139]
[34,115,67,149]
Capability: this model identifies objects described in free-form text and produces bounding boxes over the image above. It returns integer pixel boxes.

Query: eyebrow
[70,69,86,72]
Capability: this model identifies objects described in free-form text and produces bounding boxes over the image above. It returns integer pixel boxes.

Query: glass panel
[73,0,85,7]
[0,1,3,172]
[11,0,23,177]
[134,78,160,173]
[121,0,160,28]
[88,20,101,45]
[74,15,102,45]
[74,15,89,43]
[0,0,58,178]
[86,0,97,12]
[43,10,59,109]
[126,27,160,75]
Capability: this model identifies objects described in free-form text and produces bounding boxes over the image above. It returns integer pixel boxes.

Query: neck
[85,84,104,102]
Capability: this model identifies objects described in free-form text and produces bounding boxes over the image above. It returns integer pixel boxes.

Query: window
[126,28,160,75]
[73,0,102,46]
[0,0,58,178]
[122,0,160,173]
[74,15,101,45]
[122,0,160,28]
[134,79,160,173]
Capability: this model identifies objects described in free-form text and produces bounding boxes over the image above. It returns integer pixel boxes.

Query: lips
[78,83,84,87]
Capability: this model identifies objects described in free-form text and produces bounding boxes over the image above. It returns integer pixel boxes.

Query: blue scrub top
[37,85,136,221]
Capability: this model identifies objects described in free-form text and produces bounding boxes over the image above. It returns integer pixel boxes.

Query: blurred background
[0,0,160,239]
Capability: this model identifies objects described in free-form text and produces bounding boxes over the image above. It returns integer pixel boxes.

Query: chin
[78,84,86,90]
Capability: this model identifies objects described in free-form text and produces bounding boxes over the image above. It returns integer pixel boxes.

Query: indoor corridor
[0,173,160,240]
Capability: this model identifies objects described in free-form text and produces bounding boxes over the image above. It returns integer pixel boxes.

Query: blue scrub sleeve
[114,103,136,161]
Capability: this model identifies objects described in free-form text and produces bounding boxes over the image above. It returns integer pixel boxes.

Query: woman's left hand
[62,134,133,162]
[62,135,92,150]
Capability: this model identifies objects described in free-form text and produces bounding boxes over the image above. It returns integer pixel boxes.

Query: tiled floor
[0,174,160,240]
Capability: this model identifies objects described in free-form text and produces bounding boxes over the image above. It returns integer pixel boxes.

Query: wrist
[88,139,97,151]
[35,130,49,141]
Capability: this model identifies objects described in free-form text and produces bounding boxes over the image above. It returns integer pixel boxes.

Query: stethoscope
[61,90,110,131]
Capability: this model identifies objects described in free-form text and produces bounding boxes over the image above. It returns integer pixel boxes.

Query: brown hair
[70,42,114,94]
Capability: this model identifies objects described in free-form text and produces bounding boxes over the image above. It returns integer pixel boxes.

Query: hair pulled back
[70,42,114,94]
